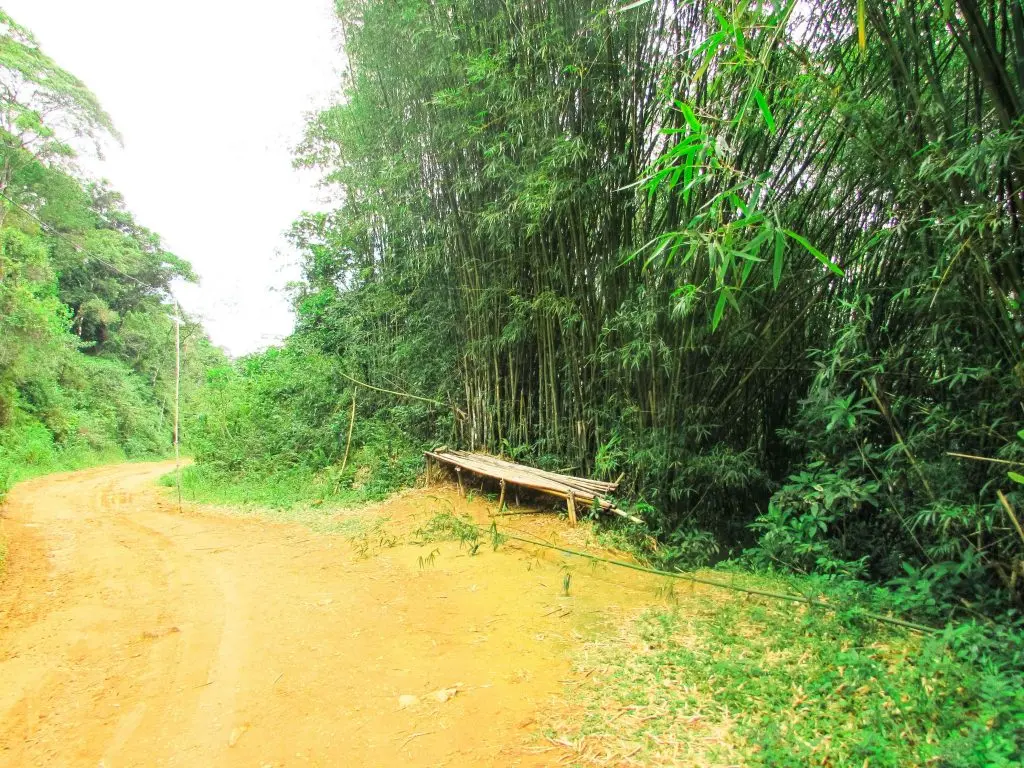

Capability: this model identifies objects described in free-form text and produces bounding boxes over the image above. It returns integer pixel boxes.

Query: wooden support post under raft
[497,478,506,514]
[567,490,577,526]
[455,466,464,496]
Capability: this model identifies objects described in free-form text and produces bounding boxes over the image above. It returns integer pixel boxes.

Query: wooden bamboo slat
[444,449,619,493]
[425,449,642,524]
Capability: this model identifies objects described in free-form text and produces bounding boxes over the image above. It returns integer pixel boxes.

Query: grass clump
[555,588,1024,767]
[350,518,399,558]
[413,511,481,554]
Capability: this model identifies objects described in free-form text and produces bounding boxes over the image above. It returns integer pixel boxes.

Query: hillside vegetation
[0,11,219,498]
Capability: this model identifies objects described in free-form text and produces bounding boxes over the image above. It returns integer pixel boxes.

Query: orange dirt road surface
[0,462,656,767]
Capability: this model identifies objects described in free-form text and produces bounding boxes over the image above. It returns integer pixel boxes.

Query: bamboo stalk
[491,528,938,635]
[997,490,1024,547]
[340,390,357,477]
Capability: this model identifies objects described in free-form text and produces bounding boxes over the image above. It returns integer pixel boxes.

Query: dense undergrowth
[0,12,218,503]
[178,345,425,509]
[4,2,1020,760]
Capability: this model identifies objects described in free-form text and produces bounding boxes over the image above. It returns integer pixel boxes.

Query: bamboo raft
[424,448,642,525]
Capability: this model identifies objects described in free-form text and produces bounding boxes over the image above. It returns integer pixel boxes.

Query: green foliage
[654,527,720,571]
[0,8,119,178]
[0,415,123,502]
[182,344,426,508]
[0,11,218,499]
[750,468,878,578]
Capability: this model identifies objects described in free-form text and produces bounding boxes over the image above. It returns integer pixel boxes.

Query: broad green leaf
[676,102,702,133]
[741,256,755,282]
[1010,471,1024,485]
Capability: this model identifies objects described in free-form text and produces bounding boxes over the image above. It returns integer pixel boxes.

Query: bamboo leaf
[753,89,776,133]
[712,290,728,330]
[643,234,674,269]
[782,229,843,276]
[732,248,763,263]
[676,101,703,133]
[729,193,749,216]
[741,257,755,283]
[773,229,785,289]
[614,0,654,12]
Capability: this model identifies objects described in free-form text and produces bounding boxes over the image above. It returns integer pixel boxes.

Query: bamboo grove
[192,0,1024,617]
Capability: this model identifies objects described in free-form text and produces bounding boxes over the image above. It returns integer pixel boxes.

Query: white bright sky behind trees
[5,0,342,356]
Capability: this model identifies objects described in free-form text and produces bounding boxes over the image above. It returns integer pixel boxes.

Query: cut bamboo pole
[446,449,618,493]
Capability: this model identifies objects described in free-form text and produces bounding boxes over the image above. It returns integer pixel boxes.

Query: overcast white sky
[5,0,342,356]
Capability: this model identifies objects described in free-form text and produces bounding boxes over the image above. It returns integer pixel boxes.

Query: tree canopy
[0,10,219,497]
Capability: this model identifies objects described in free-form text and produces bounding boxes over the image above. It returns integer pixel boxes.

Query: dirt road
[0,462,650,767]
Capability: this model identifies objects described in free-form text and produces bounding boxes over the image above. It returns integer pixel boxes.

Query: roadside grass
[548,584,1024,767]
[160,467,389,537]
[157,461,432,544]
[162,447,435,547]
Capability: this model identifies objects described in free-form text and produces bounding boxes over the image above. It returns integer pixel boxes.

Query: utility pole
[174,300,182,513]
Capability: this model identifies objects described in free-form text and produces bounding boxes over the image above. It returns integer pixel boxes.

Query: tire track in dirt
[0,461,657,767]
